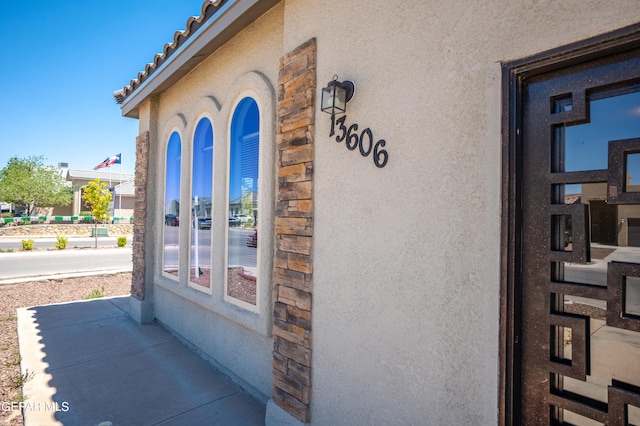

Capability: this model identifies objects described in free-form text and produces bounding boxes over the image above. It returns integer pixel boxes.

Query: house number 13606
[329,115,389,168]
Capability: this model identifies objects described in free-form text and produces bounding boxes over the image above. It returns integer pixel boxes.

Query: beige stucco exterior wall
[143,3,284,401]
[278,1,640,425]
[128,0,640,424]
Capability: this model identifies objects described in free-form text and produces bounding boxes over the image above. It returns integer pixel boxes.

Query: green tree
[82,178,112,248]
[0,156,72,215]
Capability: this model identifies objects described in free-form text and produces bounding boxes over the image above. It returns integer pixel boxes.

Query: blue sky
[0,0,206,174]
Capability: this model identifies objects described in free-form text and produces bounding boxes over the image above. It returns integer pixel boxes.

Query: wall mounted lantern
[321,75,355,115]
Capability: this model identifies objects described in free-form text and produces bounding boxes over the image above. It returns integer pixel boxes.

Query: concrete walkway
[17,296,265,426]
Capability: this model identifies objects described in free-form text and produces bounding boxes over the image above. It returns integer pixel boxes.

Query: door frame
[499,22,640,426]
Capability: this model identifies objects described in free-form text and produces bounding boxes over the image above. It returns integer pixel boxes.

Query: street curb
[0,235,133,242]
[0,268,132,285]
[0,247,132,257]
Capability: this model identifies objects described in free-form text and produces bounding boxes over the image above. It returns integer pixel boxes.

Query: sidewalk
[17,296,266,426]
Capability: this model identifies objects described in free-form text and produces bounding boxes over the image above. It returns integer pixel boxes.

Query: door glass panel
[627,276,640,316]
[163,132,181,278]
[554,163,640,422]
[554,90,640,172]
[551,213,573,252]
[519,46,640,424]
[551,324,572,362]
[555,174,640,380]
[562,375,608,405]
[630,405,640,425]
[561,409,604,426]
[552,94,573,113]
[540,84,640,423]
[627,153,640,192]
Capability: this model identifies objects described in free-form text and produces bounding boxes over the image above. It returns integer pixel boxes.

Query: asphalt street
[0,247,132,284]
[0,227,256,285]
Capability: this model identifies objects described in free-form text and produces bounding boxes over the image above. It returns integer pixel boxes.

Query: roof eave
[119,0,279,119]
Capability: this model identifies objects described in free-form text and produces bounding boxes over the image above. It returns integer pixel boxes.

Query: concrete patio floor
[16,296,265,426]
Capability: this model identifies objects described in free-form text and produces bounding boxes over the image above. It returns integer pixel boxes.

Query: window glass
[627,153,640,192]
[191,118,213,288]
[227,98,259,305]
[555,90,640,172]
[549,88,640,425]
[163,132,181,277]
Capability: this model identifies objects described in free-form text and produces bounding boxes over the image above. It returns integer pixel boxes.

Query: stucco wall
[132,0,640,423]
[145,3,284,400]
[280,1,640,424]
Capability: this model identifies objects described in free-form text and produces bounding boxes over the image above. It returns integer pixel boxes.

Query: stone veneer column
[272,38,316,423]
[131,131,149,300]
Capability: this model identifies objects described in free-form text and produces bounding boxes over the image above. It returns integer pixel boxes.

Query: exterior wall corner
[131,131,150,302]
[272,37,316,423]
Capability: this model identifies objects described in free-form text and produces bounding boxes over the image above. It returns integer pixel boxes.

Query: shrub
[78,211,93,222]
[54,235,68,250]
[117,236,127,247]
[21,239,34,251]
[11,369,34,389]
[84,286,105,299]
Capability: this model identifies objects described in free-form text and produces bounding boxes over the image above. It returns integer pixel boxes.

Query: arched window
[190,117,214,288]
[163,132,181,278]
[227,97,260,305]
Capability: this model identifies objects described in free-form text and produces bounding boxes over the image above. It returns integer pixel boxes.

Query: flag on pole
[93,153,121,170]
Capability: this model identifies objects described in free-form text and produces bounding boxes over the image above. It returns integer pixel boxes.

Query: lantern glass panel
[334,85,346,112]
[321,86,336,113]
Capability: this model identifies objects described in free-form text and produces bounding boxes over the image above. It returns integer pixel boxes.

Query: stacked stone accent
[272,38,316,423]
[131,131,149,300]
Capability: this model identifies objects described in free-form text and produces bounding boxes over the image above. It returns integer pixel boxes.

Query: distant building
[64,169,135,218]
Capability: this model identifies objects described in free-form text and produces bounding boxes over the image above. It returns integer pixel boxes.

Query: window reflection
[626,276,640,316]
[555,90,640,172]
[227,98,259,305]
[190,118,213,288]
[163,132,181,278]
[627,153,640,192]
[556,177,640,425]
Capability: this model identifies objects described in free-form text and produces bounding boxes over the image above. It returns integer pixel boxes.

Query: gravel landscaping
[0,273,131,426]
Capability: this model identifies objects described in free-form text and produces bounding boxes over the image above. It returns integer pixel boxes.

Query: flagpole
[119,159,122,216]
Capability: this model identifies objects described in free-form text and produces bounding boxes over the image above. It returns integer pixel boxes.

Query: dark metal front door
[519,47,640,424]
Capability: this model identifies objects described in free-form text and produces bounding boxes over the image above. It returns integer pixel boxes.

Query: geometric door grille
[516,40,640,425]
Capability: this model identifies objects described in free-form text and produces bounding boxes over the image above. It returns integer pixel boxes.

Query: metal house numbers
[329,114,389,168]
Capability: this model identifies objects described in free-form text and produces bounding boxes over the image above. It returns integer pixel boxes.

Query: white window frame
[155,72,275,336]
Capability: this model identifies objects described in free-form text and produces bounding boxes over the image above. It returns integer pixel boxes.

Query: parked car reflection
[246,230,257,248]
[165,214,179,226]
[197,217,211,229]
